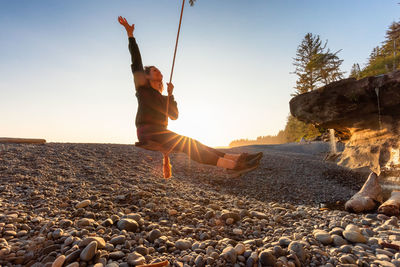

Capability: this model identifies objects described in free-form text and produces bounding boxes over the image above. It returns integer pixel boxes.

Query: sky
[0,0,399,147]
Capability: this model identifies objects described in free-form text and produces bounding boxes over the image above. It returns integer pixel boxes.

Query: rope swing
[166,0,186,124]
[161,0,186,179]
[136,0,192,179]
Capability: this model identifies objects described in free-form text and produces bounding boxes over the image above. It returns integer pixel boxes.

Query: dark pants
[137,125,225,165]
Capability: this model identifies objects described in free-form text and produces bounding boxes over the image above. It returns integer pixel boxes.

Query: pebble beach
[1,142,400,267]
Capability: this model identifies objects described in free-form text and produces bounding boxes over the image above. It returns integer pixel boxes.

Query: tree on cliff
[357,21,400,78]
[349,63,361,79]
[292,33,344,95]
[286,33,343,142]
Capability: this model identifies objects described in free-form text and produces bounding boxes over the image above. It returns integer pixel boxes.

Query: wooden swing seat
[135,141,172,154]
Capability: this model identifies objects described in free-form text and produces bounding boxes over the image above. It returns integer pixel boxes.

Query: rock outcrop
[290,70,400,175]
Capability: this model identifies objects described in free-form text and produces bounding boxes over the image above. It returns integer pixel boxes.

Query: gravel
[0,142,396,267]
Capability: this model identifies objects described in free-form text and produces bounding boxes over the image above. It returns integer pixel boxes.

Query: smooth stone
[345,224,361,233]
[175,239,192,250]
[168,209,178,216]
[288,241,306,262]
[101,218,113,227]
[136,246,148,256]
[76,200,91,209]
[64,250,81,265]
[373,260,396,267]
[77,218,94,227]
[4,231,16,236]
[80,237,106,249]
[376,248,394,257]
[109,235,126,245]
[52,229,64,239]
[123,213,142,223]
[51,255,66,267]
[343,230,367,243]
[273,246,286,257]
[377,254,391,261]
[313,230,333,245]
[220,211,240,222]
[127,252,146,266]
[233,228,243,235]
[194,255,205,267]
[117,219,138,232]
[234,243,246,255]
[250,211,269,220]
[279,237,292,247]
[148,229,162,242]
[226,218,235,225]
[259,250,276,266]
[221,246,237,263]
[80,241,97,261]
[329,227,344,236]
[339,245,353,253]
[246,252,258,267]
[332,234,347,247]
[59,219,73,228]
[109,251,125,260]
[377,214,390,221]
[340,255,356,264]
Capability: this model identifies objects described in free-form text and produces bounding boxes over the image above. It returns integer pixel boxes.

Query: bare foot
[345,172,383,213]
[378,190,400,216]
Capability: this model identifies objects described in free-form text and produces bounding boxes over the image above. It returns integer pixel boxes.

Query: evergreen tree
[318,51,345,84]
[292,33,344,95]
[292,33,325,95]
[358,21,400,78]
[349,63,361,79]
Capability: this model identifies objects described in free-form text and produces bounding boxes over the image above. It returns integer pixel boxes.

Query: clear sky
[1,0,399,147]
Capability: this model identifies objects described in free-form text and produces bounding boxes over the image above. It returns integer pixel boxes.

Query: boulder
[290,71,400,175]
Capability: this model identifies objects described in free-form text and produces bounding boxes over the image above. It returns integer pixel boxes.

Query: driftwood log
[345,172,383,213]
[0,137,46,144]
[378,190,400,216]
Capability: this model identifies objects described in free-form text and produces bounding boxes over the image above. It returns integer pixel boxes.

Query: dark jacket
[128,37,178,128]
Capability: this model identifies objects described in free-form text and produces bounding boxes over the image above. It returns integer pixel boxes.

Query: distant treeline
[229,114,322,147]
[229,131,286,147]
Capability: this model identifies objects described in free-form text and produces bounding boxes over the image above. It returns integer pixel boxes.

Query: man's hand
[167,82,174,96]
[118,16,134,37]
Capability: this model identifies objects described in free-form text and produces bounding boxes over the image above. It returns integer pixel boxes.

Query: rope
[166,0,185,125]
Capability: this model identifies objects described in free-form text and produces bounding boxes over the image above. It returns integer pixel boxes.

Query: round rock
[117,219,138,232]
[148,229,162,243]
[288,241,306,262]
[342,230,367,243]
[75,200,91,209]
[259,250,276,266]
[80,240,97,261]
[175,239,192,250]
[313,230,332,245]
